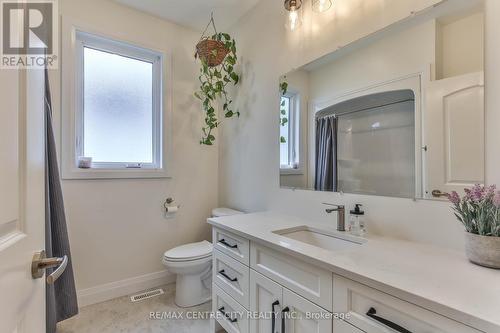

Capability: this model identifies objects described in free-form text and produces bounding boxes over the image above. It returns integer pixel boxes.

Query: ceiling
[114,0,261,32]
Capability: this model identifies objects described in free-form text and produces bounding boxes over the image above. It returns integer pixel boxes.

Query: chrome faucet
[324,203,346,231]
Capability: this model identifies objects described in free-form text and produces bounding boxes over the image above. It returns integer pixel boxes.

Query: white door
[250,270,283,333]
[282,288,332,333]
[424,72,484,199]
[0,67,46,332]
[333,320,364,333]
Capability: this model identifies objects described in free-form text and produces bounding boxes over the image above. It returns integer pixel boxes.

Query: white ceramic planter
[465,232,500,269]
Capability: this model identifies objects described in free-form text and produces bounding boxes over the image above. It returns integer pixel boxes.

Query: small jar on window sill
[78,157,92,169]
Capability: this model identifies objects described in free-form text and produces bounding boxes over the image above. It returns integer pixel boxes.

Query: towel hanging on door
[44,68,79,333]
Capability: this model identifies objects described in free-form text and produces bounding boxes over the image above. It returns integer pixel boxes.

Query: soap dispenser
[349,204,365,236]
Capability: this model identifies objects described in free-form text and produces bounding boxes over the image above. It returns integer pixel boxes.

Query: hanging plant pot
[195,38,229,67]
[194,13,240,146]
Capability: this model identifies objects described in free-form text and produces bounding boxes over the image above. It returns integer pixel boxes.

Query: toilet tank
[211,207,244,217]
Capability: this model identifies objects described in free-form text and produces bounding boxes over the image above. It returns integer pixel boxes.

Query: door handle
[271,300,280,333]
[366,307,412,333]
[431,190,449,198]
[218,239,238,249]
[31,250,68,284]
[218,269,238,282]
[218,307,238,323]
[281,306,290,333]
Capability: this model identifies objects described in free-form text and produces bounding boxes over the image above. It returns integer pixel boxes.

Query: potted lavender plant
[448,184,500,269]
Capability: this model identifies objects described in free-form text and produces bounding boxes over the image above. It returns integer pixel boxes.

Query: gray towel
[45,68,78,333]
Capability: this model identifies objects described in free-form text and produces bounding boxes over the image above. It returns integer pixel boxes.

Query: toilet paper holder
[164,197,180,212]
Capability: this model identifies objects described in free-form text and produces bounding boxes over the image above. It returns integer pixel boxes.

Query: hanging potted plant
[279,77,289,143]
[194,14,240,145]
[447,184,500,269]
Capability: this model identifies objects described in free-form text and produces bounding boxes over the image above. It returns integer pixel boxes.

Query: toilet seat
[164,240,212,262]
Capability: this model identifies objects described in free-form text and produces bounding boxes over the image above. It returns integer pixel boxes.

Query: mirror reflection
[279,0,485,199]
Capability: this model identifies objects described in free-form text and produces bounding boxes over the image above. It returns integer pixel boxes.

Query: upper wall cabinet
[278,0,485,200]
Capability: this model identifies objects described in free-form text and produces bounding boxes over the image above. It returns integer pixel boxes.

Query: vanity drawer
[213,284,249,333]
[333,275,482,333]
[213,249,250,308]
[213,228,250,265]
[333,319,364,333]
[250,243,333,311]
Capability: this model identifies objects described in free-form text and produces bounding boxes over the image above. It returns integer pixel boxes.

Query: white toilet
[163,207,243,308]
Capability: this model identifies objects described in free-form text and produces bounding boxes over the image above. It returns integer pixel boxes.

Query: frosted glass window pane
[83,47,153,163]
[280,97,290,166]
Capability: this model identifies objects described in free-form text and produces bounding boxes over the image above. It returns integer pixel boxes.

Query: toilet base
[175,273,211,308]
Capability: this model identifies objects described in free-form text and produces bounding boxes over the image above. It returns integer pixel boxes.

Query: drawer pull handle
[271,300,280,333]
[218,239,238,249]
[282,306,290,333]
[218,269,238,282]
[218,306,238,323]
[366,307,412,333]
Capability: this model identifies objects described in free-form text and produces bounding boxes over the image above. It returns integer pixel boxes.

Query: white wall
[438,12,484,79]
[308,20,436,100]
[51,0,218,302]
[220,0,498,251]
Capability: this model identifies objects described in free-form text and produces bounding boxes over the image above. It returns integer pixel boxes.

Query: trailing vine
[279,78,289,143]
[195,25,240,145]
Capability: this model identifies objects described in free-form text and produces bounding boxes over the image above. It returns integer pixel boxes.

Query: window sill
[61,167,171,180]
[280,168,304,176]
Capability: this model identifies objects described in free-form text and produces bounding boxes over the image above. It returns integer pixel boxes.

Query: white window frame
[280,91,301,174]
[61,24,172,180]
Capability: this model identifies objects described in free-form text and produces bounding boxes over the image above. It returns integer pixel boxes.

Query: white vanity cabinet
[281,287,333,333]
[213,228,336,333]
[214,284,250,333]
[332,320,364,333]
[249,270,282,333]
[333,275,483,333]
[250,243,333,310]
[249,270,332,333]
[214,250,250,308]
[214,227,250,265]
[211,227,488,333]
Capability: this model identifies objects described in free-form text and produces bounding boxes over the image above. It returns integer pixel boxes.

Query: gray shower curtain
[315,116,337,191]
[45,68,78,333]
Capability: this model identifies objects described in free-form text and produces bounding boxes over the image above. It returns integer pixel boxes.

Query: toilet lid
[164,240,212,261]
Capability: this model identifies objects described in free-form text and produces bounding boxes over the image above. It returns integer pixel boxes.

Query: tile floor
[57,284,213,333]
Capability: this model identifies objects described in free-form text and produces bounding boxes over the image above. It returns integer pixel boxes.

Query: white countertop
[208,212,500,332]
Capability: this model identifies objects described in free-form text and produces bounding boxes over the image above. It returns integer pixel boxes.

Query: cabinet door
[250,270,283,333]
[424,71,484,199]
[282,289,332,333]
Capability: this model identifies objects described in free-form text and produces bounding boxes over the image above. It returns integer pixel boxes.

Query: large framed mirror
[279,0,485,200]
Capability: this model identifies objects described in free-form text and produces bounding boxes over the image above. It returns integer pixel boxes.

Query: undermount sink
[273,226,365,252]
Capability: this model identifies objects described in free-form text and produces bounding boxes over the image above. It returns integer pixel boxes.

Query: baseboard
[77,270,175,307]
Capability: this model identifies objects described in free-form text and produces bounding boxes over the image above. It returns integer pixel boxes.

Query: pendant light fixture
[312,0,332,13]
[284,0,303,31]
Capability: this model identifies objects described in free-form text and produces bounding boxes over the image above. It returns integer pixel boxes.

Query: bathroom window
[62,30,170,179]
[280,93,300,172]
